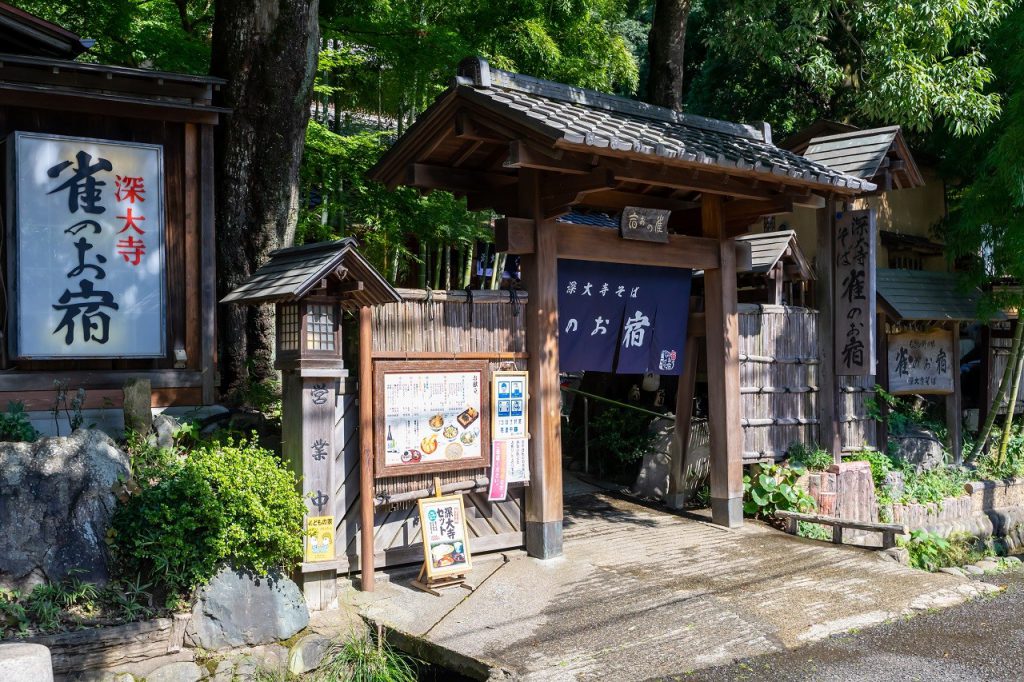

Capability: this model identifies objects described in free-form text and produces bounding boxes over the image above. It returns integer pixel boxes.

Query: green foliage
[0,573,153,638]
[0,402,38,443]
[314,631,418,682]
[797,521,832,541]
[864,386,942,439]
[848,449,894,488]
[589,406,658,464]
[686,0,1015,137]
[899,466,972,505]
[742,462,815,519]
[13,0,211,73]
[974,419,1024,479]
[787,442,833,471]
[110,436,306,598]
[903,530,994,572]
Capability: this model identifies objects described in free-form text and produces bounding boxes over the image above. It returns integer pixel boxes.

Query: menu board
[374,360,490,477]
[418,494,472,579]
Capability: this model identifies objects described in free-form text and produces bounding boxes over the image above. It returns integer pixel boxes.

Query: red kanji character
[114,176,146,203]
[116,236,146,265]
[116,208,145,234]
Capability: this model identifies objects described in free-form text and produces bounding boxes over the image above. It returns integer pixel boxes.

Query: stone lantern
[222,238,400,609]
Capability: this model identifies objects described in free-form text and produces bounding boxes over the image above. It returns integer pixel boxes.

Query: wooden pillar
[702,194,744,527]
[358,307,376,589]
[814,198,842,459]
[520,169,563,558]
[667,333,700,509]
[948,323,963,463]
[199,124,217,405]
[876,313,889,450]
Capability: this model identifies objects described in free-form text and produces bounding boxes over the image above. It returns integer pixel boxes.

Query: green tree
[942,7,1024,462]
[684,0,1016,137]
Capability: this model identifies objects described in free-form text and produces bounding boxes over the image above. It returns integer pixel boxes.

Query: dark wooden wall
[0,103,214,408]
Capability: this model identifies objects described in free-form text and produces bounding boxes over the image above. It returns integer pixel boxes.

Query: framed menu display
[417,494,473,579]
[374,360,490,477]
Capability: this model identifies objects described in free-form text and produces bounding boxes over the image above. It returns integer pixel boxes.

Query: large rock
[145,661,204,682]
[186,568,309,650]
[0,643,53,682]
[890,425,946,473]
[0,429,130,591]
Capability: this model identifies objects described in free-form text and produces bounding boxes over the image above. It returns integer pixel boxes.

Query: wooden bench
[774,510,908,549]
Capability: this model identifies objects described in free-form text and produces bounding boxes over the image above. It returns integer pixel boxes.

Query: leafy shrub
[974,420,1024,480]
[787,442,833,471]
[0,401,38,442]
[899,466,971,505]
[848,449,894,488]
[903,530,993,572]
[110,436,305,598]
[797,521,832,541]
[589,406,658,464]
[742,462,815,519]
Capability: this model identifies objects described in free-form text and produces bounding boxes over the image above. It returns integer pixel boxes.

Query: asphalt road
[670,571,1024,682]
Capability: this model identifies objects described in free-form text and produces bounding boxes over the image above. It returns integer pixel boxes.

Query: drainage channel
[379,621,503,681]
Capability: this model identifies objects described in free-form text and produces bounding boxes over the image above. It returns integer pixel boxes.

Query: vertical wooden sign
[834,209,876,376]
[302,377,336,561]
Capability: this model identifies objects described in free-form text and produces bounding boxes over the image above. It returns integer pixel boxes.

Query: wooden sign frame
[887,327,955,396]
[373,359,490,477]
[417,493,473,580]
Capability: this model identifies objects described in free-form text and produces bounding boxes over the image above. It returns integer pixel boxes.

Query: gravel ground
[668,571,1024,682]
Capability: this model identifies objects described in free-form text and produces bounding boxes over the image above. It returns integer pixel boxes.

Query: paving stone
[145,661,204,682]
[965,565,985,575]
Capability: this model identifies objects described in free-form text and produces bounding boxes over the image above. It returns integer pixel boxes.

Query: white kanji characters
[591,316,608,335]
[566,280,577,294]
[599,283,609,296]
[582,282,593,296]
[622,310,650,348]
[615,285,625,297]
[565,318,578,333]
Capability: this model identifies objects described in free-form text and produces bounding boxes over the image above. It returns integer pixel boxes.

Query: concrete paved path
[359,490,997,681]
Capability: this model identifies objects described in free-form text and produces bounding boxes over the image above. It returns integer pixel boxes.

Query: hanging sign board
[620,206,670,243]
[834,209,876,376]
[492,370,528,438]
[7,132,166,359]
[887,329,955,395]
[493,437,530,485]
[488,442,509,501]
[558,259,691,374]
[304,515,335,563]
[418,494,472,579]
[374,360,490,477]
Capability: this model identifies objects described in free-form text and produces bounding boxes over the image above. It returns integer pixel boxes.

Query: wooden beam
[450,139,483,167]
[948,324,963,464]
[540,168,617,217]
[358,307,375,591]
[506,140,591,174]
[723,198,794,223]
[520,169,563,559]
[453,111,505,144]
[199,124,217,404]
[556,223,721,270]
[666,332,700,509]
[466,187,518,215]
[597,158,787,201]
[702,194,744,528]
[578,189,698,213]
[494,217,536,254]
[407,163,516,193]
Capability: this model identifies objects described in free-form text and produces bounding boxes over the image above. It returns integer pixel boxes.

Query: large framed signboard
[374,360,490,477]
[887,329,955,395]
[417,494,472,579]
[6,132,167,359]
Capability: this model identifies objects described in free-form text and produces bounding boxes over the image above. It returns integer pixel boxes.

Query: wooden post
[948,323,963,463]
[358,307,376,590]
[667,334,699,509]
[876,313,889,451]
[199,124,217,405]
[702,194,744,527]
[815,198,842,460]
[519,169,563,558]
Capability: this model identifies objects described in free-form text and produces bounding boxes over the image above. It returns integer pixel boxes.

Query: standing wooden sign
[374,360,490,477]
[834,209,876,376]
[412,487,474,595]
[887,329,954,395]
[620,206,670,243]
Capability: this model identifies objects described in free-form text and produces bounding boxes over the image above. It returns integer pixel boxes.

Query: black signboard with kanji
[834,209,876,376]
[620,206,670,243]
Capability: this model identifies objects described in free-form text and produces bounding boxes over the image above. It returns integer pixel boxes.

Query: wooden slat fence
[337,288,528,573]
[738,304,819,461]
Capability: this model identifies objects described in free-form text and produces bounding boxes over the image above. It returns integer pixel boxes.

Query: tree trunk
[646,0,691,110]
[211,0,319,399]
[974,320,1024,460]
[998,327,1024,464]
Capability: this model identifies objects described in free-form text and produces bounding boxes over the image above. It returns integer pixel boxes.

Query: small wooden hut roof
[735,230,813,279]
[370,57,874,213]
[797,126,924,191]
[221,238,401,309]
[0,1,91,58]
[876,269,990,321]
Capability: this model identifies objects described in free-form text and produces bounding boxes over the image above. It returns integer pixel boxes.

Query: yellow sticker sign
[305,516,335,562]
